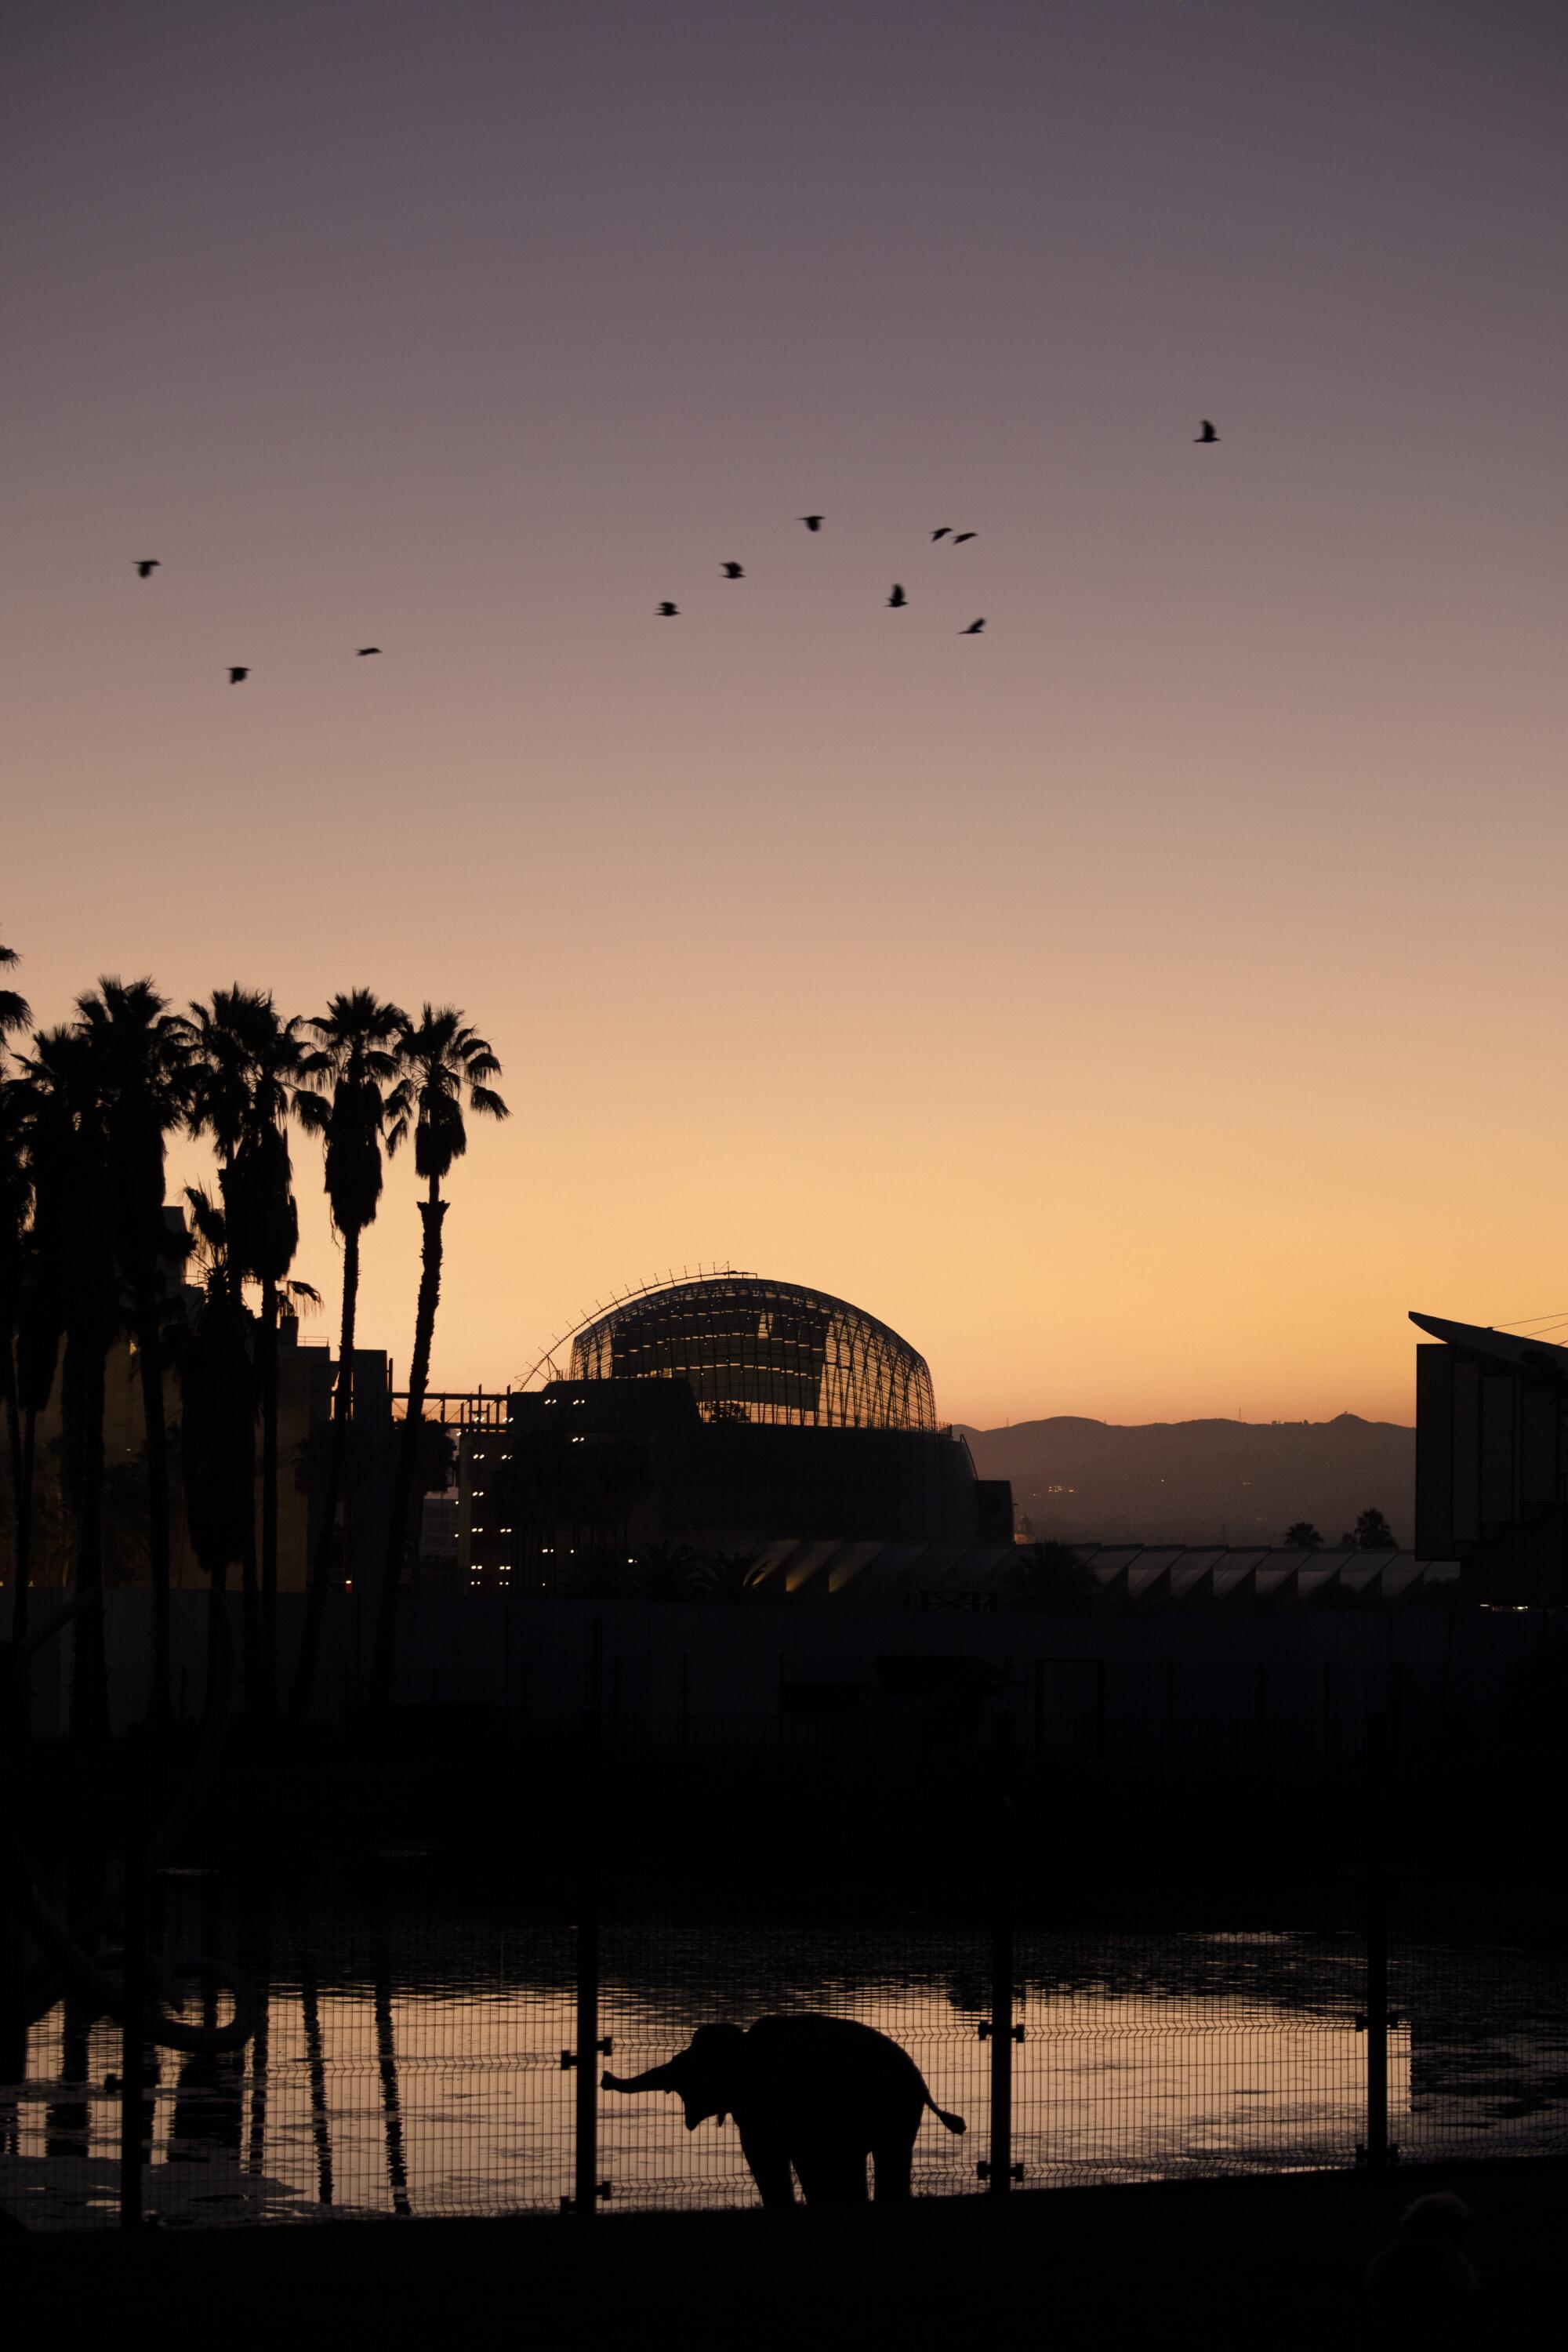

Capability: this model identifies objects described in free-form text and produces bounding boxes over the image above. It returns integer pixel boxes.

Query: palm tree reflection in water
[369,1893,411,2216]
[292,1900,333,2207]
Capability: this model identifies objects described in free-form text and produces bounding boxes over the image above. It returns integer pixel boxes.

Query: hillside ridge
[956,1414,1416,1548]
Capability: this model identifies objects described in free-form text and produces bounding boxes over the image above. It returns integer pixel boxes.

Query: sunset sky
[5,1,1566,1430]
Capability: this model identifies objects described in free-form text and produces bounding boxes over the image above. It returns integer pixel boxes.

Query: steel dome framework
[567,1273,938,1432]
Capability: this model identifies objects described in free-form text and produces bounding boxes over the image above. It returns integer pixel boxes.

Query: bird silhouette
[132,560,160,579]
[952,532,976,545]
[930,528,952,543]
[1196,419,1218,443]
[356,646,381,655]
[721,563,744,579]
[887,584,907,608]
[799,515,823,532]
[657,602,679,617]
[960,619,985,634]
[227,666,249,684]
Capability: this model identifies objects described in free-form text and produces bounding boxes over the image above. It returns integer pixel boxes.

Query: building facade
[462,1274,1010,1587]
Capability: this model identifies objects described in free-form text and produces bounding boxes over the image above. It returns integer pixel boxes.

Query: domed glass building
[568,1273,938,1432]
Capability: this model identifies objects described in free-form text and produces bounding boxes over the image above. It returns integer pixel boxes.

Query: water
[4,1893,1564,2228]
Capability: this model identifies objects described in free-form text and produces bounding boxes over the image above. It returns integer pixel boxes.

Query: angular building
[462,1273,1011,1586]
[1411,1308,1568,1602]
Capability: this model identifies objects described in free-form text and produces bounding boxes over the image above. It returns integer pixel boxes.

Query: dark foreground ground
[7,2158,1560,2345]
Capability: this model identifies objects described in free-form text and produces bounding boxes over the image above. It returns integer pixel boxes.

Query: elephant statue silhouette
[603,2014,965,2205]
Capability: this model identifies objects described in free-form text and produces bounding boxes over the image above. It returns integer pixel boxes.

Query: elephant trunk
[602,2058,679,2094]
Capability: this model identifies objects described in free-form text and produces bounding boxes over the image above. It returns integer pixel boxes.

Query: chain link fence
[5,1857,1566,2230]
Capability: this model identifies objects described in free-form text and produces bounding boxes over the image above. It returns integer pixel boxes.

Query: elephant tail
[926,2096,966,2135]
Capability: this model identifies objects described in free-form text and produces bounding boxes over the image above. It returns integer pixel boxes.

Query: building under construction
[461,1273,1011,1587]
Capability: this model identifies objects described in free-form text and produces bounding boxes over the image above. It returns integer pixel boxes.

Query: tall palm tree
[289,990,406,1722]
[371,1008,506,1714]
[74,978,194,1730]
[17,1027,115,1743]
[176,1188,256,1696]
[187,989,311,1716]
[1,1075,33,1638]
[0,931,32,1635]
[0,928,28,1046]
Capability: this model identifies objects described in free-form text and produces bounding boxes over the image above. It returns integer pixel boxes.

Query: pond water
[4,1893,1565,2228]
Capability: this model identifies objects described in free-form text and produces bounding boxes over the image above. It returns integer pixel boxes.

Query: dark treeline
[0,928,506,1738]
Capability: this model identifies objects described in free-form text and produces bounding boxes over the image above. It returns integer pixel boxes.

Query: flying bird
[356,646,381,655]
[960,619,985,634]
[227,666,249,684]
[799,515,823,532]
[952,532,976,545]
[132,560,160,579]
[1196,419,1218,443]
[657,602,679,617]
[887,584,907,608]
[930,528,952,543]
[721,563,744,579]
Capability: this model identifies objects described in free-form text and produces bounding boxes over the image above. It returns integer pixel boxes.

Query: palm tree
[289,990,407,1721]
[74,978,193,1729]
[371,1008,506,1713]
[1011,1538,1098,1614]
[187,989,311,1715]
[0,931,33,1637]
[0,928,28,1046]
[688,1549,777,1603]
[176,1188,256,1694]
[1,1076,31,1635]
[17,1026,116,1742]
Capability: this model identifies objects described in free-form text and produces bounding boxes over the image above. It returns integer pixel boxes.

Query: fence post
[1357,1712,1396,2171]
[563,1708,608,2212]
[118,1838,146,2230]
[977,1715,1022,2194]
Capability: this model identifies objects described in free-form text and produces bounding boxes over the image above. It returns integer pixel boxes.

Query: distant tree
[630,1540,699,1602]
[1353,1508,1397,1551]
[1283,1522,1324,1552]
[100,1455,152,1590]
[577,1436,652,1544]
[689,1549,776,1604]
[1011,1538,1098,1613]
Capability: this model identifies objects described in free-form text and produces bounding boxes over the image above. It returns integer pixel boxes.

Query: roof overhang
[1410,1310,1568,1382]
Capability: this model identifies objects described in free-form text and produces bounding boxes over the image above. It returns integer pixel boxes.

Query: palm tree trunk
[11,1403,35,1643]
[238,1431,260,1719]
[3,1356,24,1643]
[259,1278,279,1720]
[64,1328,109,1748]
[371,1186,447,1715]
[134,1291,173,1731]
[289,1225,358,1722]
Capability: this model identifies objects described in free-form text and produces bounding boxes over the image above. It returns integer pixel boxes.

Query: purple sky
[5,2,1566,1425]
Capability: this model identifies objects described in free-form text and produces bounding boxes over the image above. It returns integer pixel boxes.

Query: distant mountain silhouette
[956,1414,1414,1547]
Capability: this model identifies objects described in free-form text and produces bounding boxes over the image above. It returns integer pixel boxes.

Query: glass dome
[568,1273,937,1431]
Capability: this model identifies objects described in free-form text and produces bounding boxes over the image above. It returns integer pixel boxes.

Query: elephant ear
[688,2023,746,2058]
